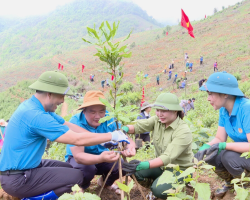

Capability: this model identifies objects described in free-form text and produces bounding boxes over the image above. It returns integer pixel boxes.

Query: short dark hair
[192,98,195,100]
[188,99,192,102]
[36,90,45,94]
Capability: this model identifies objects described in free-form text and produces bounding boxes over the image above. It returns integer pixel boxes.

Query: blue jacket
[137,112,150,134]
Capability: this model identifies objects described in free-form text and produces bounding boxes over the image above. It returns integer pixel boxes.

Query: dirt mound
[0,189,20,200]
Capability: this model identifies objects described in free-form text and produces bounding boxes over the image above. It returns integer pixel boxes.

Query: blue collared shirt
[218,97,250,142]
[65,111,118,161]
[0,95,69,171]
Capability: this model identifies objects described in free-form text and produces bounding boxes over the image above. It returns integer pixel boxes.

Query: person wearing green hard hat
[194,71,250,198]
[0,71,130,199]
[121,93,193,199]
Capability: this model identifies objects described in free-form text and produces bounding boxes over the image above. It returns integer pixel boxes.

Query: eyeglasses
[153,104,169,110]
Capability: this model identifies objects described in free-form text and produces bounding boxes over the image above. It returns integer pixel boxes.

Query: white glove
[110,130,130,144]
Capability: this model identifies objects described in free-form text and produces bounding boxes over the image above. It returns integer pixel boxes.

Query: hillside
[1,0,250,95]
[0,0,161,70]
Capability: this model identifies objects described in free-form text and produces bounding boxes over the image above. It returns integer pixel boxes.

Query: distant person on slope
[200,56,203,65]
[198,78,207,87]
[65,91,135,195]
[214,61,218,72]
[156,75,160,85]
[173,73,178,83]
[186,61,189,70]
[185,53,189,62]
[101,80,106,89]
[179,80,186,89]
[189,62,193,72]
[106,78,110,87]
[135,102,152,143]
[0,71,130,199]
[171,59,174,69]
[194,72,250,198]
[168,70,172,80]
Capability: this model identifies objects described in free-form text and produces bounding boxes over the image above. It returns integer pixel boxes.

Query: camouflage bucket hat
[152,93,183,111]
[29,70,73,95]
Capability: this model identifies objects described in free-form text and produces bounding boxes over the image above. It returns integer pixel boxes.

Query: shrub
[120,81,134,93]
[233,72,241,80]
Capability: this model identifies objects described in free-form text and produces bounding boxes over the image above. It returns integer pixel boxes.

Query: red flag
[205,15,206,18]
[111,75,114,81]
[82,65,85,72]
[181,9,195,38]
[58,63,61,70]
[166,32,168,36]
[61,65,64,70]
[140,87,145,107]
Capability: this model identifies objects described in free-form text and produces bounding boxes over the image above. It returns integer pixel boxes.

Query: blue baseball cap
[199,71,244,96]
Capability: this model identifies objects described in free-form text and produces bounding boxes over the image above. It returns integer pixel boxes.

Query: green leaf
[106,21,111,31]
[99,21,104,30]
[58,193,74,200]
[243,177,250,182]
[167,197,182,200]
[192,142,198,149]
[166,164,180,171]
[194,183,211,200]
[116,181,129,193]
[119,45,127,52]
[234,183,249,200]
[198,131,209,138]
[200,164,214,170]
[123,197,127,200]
[128,179,134,191]
[241,152,249,158]
[177,167,195,179]
[82,38,92,44]
[83,192,101,200]
[231,178,241,184]
[119,116,130,123]
[99,97,114,112]
[109,90,114,100]
[99,115,113,124]
[72,184,81,192]
[119,52,132,58]
[87,27,99,40]
[156,171,175,187]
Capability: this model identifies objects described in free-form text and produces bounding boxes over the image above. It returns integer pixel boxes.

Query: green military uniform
[132,93,193,199]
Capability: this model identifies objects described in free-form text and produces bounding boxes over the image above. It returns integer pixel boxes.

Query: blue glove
[100,141,118,150]
[110,130,130,144]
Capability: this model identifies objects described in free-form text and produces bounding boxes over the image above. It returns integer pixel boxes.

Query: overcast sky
[0,0,241,24]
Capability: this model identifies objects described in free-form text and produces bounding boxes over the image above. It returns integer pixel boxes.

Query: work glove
[122,160,149,176]
[204,142,226,163]
[100,141,118,150]
[194,143,210,161]
[121,126,129,133]
[110,130,130,144]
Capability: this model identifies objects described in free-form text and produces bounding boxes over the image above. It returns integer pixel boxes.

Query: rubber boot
[214,169,234,198]
[21,191,58,200]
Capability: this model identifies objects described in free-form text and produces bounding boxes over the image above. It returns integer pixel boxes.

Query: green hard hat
[29,71,73,95]
[152,93,183,111]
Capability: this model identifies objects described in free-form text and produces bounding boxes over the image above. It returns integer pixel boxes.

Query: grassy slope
[0,1,250,119]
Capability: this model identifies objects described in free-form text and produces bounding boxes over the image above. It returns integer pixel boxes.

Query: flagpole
[180,25,186,99]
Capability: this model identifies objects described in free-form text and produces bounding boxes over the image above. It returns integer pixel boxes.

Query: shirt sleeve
[218,108,225,127]
[49,112,65,124]
[241,102,250,133]
[134,116,156,134]
[159,127,192,166]
[30,113,69,141]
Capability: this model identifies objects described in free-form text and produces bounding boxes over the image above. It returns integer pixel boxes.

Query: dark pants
[200,61,203,65]
[207,150,250,177]
[172,64,174,69]
[67,156,124,189]
[0,159,83,198]
[135,133,150,142]
[135,168,183,199]
[214,67,218,72]
[157,80,159,85]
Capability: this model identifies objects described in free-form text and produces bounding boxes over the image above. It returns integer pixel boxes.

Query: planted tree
[82,21,146,200]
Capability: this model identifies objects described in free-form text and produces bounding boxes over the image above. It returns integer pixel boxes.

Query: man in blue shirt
[200,55,203,65]
[0,71,130,199]
[65,90,135,195]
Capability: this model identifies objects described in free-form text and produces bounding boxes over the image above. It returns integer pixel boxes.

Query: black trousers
[135,133,150,142]
[0,159,83,198]
[207,150,250,176]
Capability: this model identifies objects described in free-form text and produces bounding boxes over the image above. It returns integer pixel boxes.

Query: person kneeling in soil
[65,90,136,195]
[195,71,250,198]
[0,71,130,199]
[121,93,193,199]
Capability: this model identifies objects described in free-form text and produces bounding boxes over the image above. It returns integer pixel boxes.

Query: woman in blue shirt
[195,71,250,198]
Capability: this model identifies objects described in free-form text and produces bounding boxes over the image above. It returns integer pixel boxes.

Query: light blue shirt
[0,95,69,171]
[65,111,118,161]
[218,97,250,142]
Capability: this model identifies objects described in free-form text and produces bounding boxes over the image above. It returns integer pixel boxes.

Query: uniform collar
[231,96,241,116]
[31,95,45,111]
